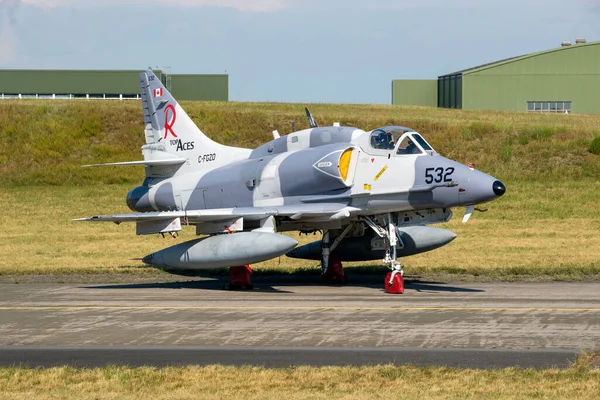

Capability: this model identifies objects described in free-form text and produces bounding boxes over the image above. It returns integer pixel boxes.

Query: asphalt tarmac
[1,277,598,369]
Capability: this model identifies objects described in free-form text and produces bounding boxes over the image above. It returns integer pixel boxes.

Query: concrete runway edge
[0,346,580,369]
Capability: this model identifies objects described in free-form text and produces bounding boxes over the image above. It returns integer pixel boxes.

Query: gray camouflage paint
[250,127,357,158]
[121,70,506,265]
[131,137,502,214]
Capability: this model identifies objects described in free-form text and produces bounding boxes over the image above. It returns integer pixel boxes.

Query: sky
[0,0,598,103]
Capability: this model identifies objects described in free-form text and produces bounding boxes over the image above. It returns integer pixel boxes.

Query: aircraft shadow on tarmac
[84,275,484,294]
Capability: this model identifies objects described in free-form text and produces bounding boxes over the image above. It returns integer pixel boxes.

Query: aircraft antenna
[305,107,318,128]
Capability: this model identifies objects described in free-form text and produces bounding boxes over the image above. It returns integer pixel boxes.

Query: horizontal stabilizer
[83,159,187,167]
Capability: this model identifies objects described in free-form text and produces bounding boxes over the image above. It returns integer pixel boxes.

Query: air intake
[575,38,587,44]
[561,41,572,47]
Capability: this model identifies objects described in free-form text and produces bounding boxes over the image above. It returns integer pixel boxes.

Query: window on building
[527,101,571,113]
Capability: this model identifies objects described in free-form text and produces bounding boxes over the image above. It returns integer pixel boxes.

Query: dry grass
[575,350,600,370]
[1,180,598,278]
[0,364,599,400]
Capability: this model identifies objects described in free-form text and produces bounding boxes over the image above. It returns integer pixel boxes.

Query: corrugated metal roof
[439,41,600,78]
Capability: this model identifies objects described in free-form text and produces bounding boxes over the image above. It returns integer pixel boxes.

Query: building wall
[0,70,229,101]
[0,70,163,95]
[170,74,228,101]
[463,74,600,114]
[391,80,437,107]
[462,43,600,114]
[437,75,462,109]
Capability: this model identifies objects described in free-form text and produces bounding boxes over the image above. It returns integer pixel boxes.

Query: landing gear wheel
[322,256,346,284]
[225,265,253,290]
[385,270,404,294]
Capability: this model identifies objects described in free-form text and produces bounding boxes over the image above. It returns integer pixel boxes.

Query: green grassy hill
[1,100,599,186]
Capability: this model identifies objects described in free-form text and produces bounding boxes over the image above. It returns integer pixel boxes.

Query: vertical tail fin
[138,70,251,178]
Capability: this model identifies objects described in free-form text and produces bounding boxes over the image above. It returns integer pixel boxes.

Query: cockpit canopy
[369,126,434,155]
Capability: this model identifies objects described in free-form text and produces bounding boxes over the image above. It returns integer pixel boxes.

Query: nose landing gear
[363,214,405,294]
[385,269,404,294]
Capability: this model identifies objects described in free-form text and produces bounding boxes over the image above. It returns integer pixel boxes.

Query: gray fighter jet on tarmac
[76,70,505,291]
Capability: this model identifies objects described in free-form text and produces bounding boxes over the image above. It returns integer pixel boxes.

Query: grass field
[0,100,599,278]
[1,362,600,400]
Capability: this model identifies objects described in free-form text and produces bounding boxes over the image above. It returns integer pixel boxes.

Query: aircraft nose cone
[492,180,506,197]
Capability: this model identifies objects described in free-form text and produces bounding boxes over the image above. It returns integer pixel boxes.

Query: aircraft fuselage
[128,126,504,227]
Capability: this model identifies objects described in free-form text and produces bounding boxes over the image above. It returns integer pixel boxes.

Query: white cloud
[288,0,593,11]
[22,0,287,12]
[18,0,598,13]
[22,0,71,7]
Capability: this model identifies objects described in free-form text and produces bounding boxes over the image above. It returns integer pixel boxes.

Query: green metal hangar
[0,69,228,101]
[392,40,600,114]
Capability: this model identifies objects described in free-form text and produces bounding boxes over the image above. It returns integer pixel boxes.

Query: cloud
[17,0,599,14]
[0,0,20,23]
[288,0,594,12]
[291,0,481,10]
[22,0,287,12]
[22,0,70,7]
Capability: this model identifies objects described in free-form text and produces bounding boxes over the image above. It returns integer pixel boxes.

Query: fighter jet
[76,69,505,292]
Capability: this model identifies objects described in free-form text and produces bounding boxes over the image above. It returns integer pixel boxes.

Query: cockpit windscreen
[369,126,413,151]
[369,127,435,155]
[412,134,433,151]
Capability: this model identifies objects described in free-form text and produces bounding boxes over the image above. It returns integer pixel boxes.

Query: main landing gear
[225,265,253,290]
[320,227,352,284]
[320,215,405,293]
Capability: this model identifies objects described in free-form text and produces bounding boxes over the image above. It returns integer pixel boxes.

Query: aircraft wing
[73,204,360,224]
[83,159,187,167]
[74,209,270,223]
